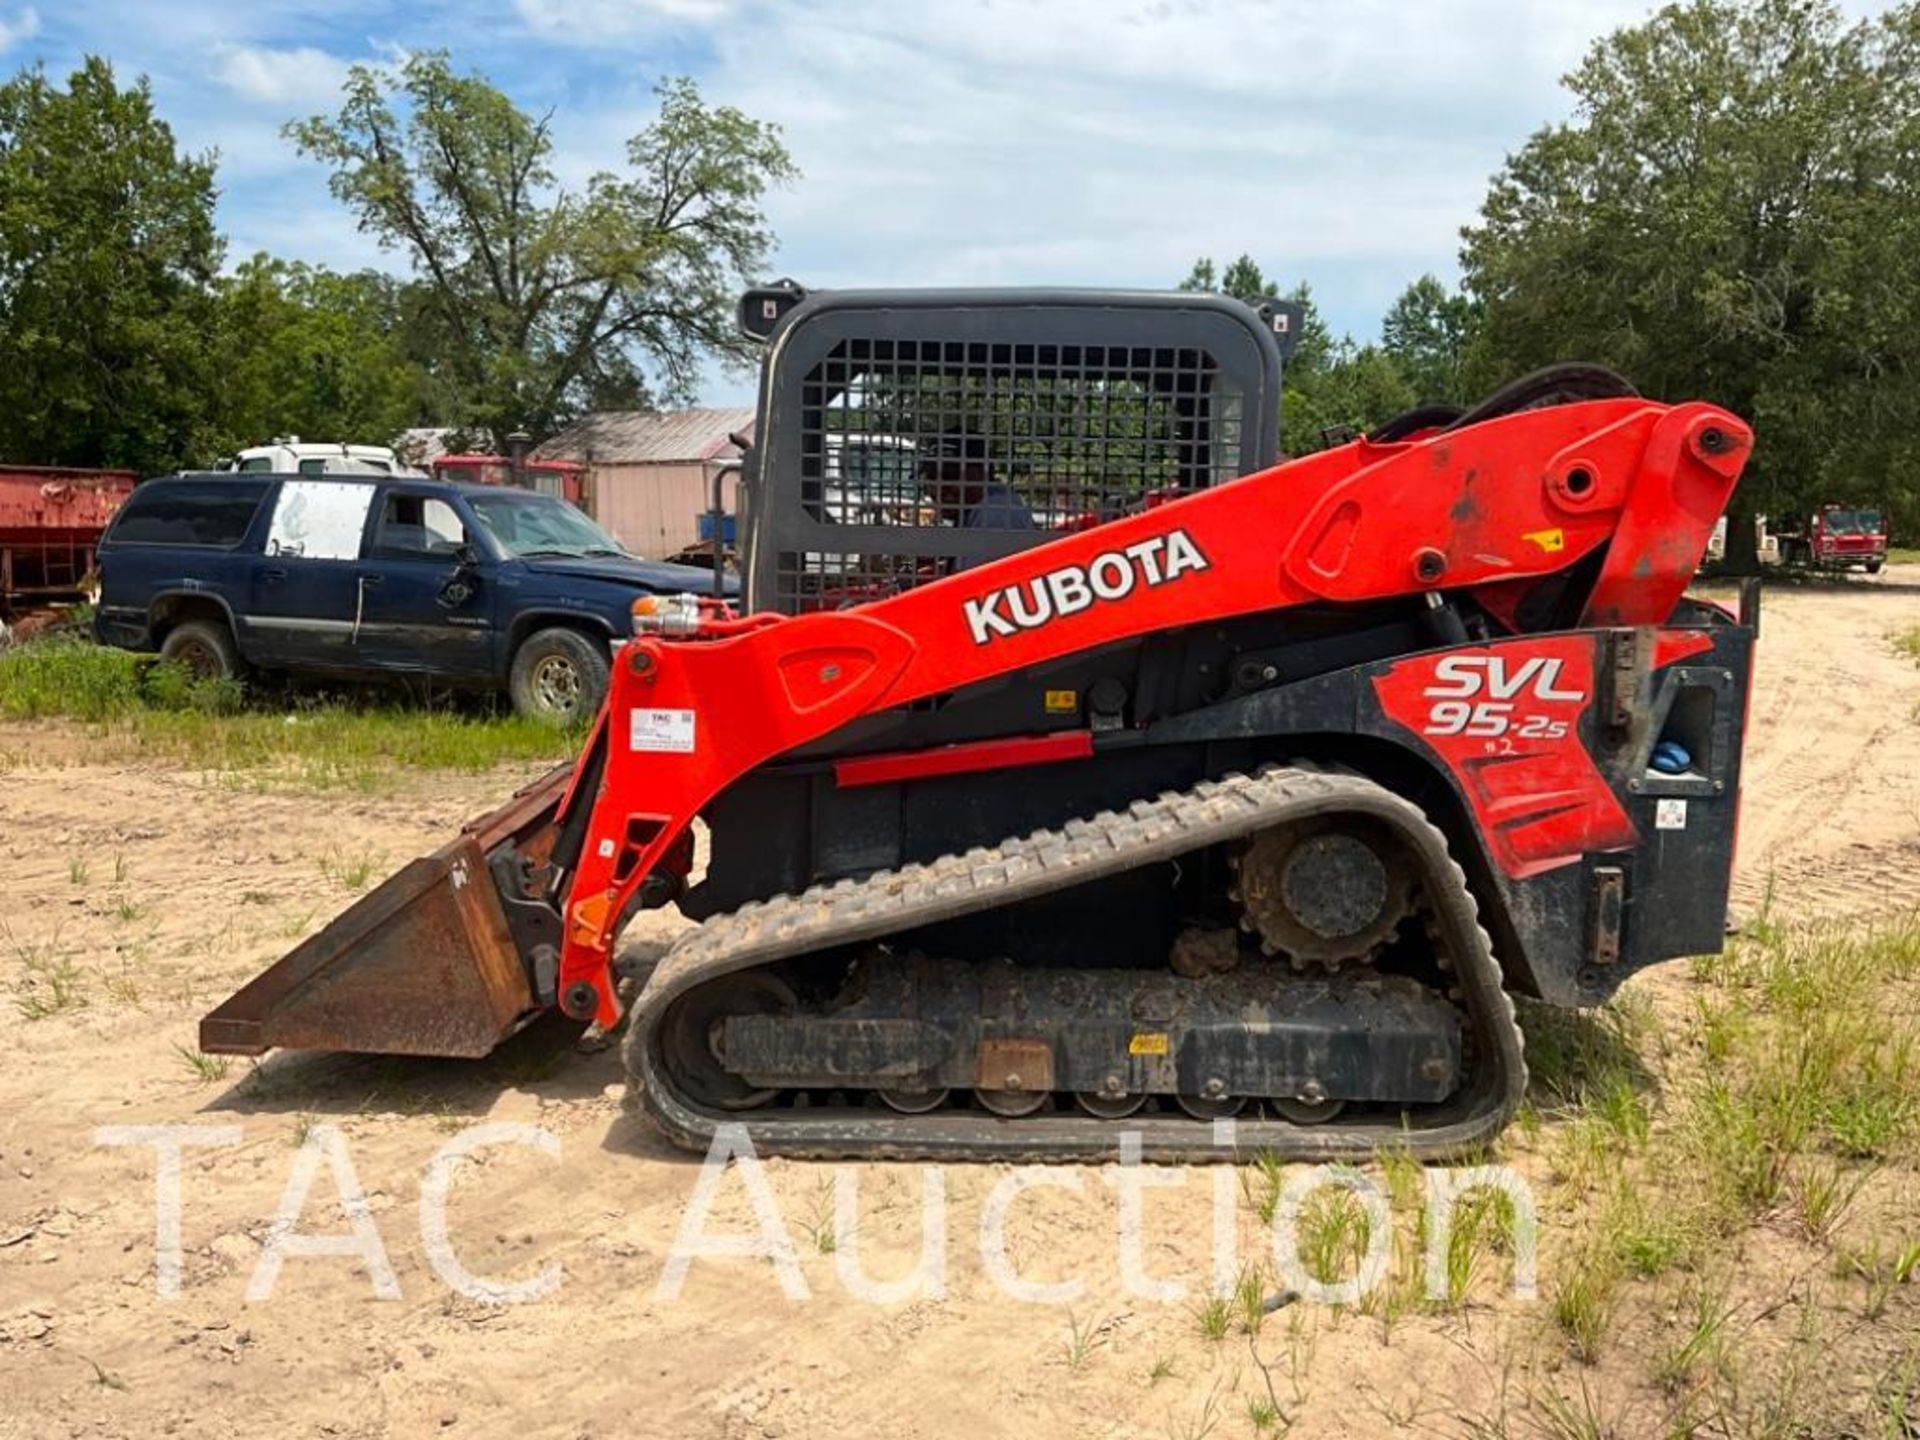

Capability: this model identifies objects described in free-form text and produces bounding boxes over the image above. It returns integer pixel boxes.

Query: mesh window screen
[775,339,1246,612]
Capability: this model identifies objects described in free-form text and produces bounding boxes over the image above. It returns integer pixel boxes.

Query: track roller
[1075,1090,1149,1119]
[878,1087,950,1114]
[1270,1095,1346,1125]
[976,1089,1049,1118]
[1176,1093,1246,1120]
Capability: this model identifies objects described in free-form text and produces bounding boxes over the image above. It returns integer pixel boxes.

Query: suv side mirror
[439,543,481,609]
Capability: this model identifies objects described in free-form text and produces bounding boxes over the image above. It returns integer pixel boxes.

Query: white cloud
[677,1,1650,314]
[513,0,736,40]
[0,6,40,52]
[35,0,1890,404]
[216,44,358,106]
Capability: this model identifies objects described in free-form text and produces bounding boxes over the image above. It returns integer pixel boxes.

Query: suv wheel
[510,627,609,724]
[159,619,241,683]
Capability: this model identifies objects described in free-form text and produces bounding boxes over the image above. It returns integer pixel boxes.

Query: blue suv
[92,472,734,722]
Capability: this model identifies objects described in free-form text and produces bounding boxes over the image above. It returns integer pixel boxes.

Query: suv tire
[510,627,609,724]
[159,619,242,683]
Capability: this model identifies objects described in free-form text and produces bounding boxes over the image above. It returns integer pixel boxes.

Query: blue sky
[7,1,1882,404]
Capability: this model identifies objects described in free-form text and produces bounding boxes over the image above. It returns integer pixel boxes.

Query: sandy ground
[2,571,1918,1439]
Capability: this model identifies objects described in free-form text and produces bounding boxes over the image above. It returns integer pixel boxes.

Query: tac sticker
[1523,527,1566,554]
[1128,1033,1170,1057]
[1655,798,1688,830]
[1044,689,1078,715]
[630,708,696,753]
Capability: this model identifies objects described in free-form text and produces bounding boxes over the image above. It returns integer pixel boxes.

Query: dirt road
[2,573,1917,1439]
[1728,570,1920,921]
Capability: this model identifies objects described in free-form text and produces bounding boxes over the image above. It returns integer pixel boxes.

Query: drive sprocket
[1231,817,1415,970]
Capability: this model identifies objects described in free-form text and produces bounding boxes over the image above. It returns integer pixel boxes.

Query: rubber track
[623,765,1526,1162]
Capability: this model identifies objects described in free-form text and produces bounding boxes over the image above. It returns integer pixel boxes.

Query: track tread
[625,766,1525,1161]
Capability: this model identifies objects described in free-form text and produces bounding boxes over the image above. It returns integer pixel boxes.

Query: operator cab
[735,282,1301,614]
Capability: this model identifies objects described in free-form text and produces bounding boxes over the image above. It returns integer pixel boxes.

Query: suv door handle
[261,567,287,582]
[358,573,384,587]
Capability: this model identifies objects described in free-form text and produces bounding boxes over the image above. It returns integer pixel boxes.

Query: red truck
[1775,505,1888,573]
[430,454,587,508]
[0,464,137,630]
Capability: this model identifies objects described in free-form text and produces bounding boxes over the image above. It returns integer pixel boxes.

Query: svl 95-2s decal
[1373,638,1633,878]
[1419,655,1586,743]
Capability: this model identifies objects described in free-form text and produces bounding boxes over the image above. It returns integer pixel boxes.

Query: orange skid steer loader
[202,284,1758,1162]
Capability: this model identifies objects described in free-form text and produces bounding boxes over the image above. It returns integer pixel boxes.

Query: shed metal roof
[535,407,756,464]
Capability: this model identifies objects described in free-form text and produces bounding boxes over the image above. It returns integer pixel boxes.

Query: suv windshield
[467,489,627,558]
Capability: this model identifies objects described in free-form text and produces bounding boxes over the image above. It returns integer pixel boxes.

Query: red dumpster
[0,465,138,621]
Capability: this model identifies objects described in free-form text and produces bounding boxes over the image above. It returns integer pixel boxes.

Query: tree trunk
[1720,493,1763,574]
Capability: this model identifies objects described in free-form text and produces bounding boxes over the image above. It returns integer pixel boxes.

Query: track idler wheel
[658,971,797,1112]
[1232,817,1415,970]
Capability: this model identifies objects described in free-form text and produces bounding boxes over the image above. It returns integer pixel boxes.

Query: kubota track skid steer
[202,284,1759,1161]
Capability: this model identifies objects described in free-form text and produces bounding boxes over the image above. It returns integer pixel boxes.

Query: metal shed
[535,408,754,559]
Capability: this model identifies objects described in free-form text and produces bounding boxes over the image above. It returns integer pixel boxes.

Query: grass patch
[0,636,577,789]
[318,846,385,892]
[1552,1238,1621,1363]
[0,638,240,721]
[1894,625,1920,664]
[8,924,87,1020]
[1437,1185,1517,1307]
[1294,1184,1373,1294]
[1531,911,1920,1383]
[1649,1280,1736,1394]
[1600,1180,1699,1278]
[171,1043,233,1084]
[1061,1307,1106,1369]
[14,953,87,1020]
[1191,1292,1232,1342]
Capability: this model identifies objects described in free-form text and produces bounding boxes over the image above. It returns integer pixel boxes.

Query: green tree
[1178,252,1279,306]
[1281,340,1416,450]
[1180,256,1405,449]
[1461,0,1920,557]
[0,57,221,471]
[288,53,796,443]
[211,256,426,453]
[1381,274,1478,406]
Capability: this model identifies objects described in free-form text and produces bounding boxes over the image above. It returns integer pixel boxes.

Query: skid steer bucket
[199,766,571,1059]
